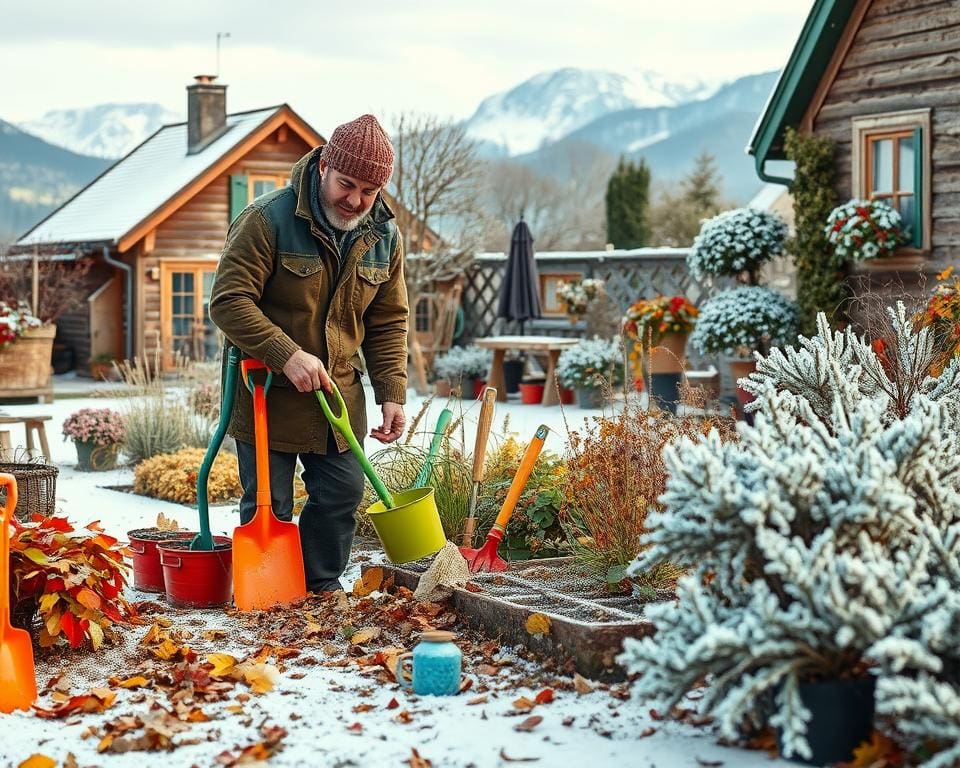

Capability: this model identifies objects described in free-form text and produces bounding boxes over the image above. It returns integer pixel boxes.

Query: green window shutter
[912,126,923,248]
[229,174,249,223]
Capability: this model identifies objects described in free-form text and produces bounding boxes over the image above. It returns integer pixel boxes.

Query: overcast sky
[2,0,811,131]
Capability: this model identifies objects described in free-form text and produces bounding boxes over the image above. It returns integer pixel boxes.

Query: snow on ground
[0,378,791,767]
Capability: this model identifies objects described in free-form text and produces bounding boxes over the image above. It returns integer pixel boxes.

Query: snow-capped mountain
[19,103,182,159]
[464,68,714,156]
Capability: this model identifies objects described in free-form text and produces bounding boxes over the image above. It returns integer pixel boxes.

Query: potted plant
[619,309,959,765]
[0,301,52,398]
[688,208,796,415]
[62,407,125,471]
[556,336,623,409]
[432,345,492,399]
[824,198,905,266]
[622,294,699,413]
[689,286,798,409]
[88,352,119,381]
[555,278,605,323]
[0,256,93,397]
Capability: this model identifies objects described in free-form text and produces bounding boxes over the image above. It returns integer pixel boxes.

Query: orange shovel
[0,473,37,712]
[232,359,307,612]
[460,424,548,573]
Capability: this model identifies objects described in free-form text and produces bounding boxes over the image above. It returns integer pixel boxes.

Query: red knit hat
[320,114,394,187]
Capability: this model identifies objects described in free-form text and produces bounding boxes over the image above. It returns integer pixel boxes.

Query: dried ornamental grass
[134,447,241,505]
[562,397,737,592]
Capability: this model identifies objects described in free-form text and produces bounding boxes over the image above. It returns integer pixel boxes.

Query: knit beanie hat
[320,114,394,187]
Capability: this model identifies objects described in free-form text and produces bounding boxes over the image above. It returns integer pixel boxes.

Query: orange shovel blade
[0,622,37,713]
[232,508,307,612]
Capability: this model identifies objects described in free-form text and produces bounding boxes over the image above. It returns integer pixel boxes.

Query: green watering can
[191,346,241,551]
[316,383,446,563]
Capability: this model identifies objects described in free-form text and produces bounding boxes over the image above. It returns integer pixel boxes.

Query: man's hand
[370,402,405,443]
[282,349,333,393]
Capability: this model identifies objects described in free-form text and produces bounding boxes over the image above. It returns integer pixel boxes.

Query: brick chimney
[186,75,227,154]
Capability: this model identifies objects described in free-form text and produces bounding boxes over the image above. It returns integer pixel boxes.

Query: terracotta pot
[728,359,758,408]
[646,332,688,374]
[518,381,545,404]
[434,379,452,397]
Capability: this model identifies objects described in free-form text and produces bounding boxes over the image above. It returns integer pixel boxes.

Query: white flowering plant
[555,278,605,316]
[0,301,42,349]
[62,407,125,447]
[556,336,624,389]
[688,208,788,280]
[432,345,492,381]
[619,307,960,765]
[824,198,905,264]
[690,286,798,356]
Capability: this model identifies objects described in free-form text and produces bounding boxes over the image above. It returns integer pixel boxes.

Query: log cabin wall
[810,0,960,303]
[139,129,313,364]
[56,260,116,372]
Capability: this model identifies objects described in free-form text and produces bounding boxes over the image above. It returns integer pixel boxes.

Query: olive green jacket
[209,147,408,454]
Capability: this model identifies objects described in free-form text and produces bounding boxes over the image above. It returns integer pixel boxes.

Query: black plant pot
[503,359,525,394]
[648,372,682,414]
[778,676,876,765]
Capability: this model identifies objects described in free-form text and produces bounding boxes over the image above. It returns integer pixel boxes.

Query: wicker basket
[0,324,55,393]
[0,462,58,521]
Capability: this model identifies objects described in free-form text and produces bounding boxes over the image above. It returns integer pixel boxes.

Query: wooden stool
[0,415,53,461]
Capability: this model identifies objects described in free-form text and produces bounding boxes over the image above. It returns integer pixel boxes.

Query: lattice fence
[461,249,727,340]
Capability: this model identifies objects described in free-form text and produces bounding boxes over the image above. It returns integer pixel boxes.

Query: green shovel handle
[412,408,453,488]
[192,345,241,550]
[315,383,395,509]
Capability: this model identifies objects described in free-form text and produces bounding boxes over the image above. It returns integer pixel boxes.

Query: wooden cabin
[13,76,436,372]
[748,0,959,303]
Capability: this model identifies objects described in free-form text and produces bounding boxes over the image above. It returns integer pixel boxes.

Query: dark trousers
[235,432,365,592]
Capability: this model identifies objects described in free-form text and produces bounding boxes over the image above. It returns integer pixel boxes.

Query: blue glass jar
[399,630,462,696]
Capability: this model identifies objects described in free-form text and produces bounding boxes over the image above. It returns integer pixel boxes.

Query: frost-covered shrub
[688,207,788,280]
[689,286,798,356]
[432,345,491,381]
[619,307,960,763]
[555,336,624,389]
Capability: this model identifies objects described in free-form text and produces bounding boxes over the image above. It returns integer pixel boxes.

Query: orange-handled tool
[460,424,548,573]
[0,473,37,712]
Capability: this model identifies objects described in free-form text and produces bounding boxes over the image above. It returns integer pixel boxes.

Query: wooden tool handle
[472,387,497,482]
[492,424,548,531]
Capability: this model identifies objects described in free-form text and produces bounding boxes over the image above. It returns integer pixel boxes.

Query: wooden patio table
[474,335,579,406]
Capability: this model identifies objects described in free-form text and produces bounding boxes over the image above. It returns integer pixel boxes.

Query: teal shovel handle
[315,383,395,509]
[192,345,240,550]
[412,408,453,488]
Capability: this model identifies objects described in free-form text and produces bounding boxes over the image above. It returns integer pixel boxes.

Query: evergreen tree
[605,157,651,248]
[681,151,722,215]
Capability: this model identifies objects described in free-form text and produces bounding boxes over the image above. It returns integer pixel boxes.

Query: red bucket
[159,537,233,608]
[127,528,197,593]
[559,386,575,405]
[519,381,545,404]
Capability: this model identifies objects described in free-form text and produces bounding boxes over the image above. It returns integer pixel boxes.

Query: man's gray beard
[319,173,367,231]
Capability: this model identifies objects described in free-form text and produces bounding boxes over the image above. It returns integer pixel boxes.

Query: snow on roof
[748,182,789,211]
[16,107,282,246]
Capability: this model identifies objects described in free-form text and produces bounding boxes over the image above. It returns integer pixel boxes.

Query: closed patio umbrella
[496,217,541,335]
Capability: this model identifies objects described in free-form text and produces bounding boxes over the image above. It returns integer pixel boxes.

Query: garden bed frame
[364,556,655,681]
